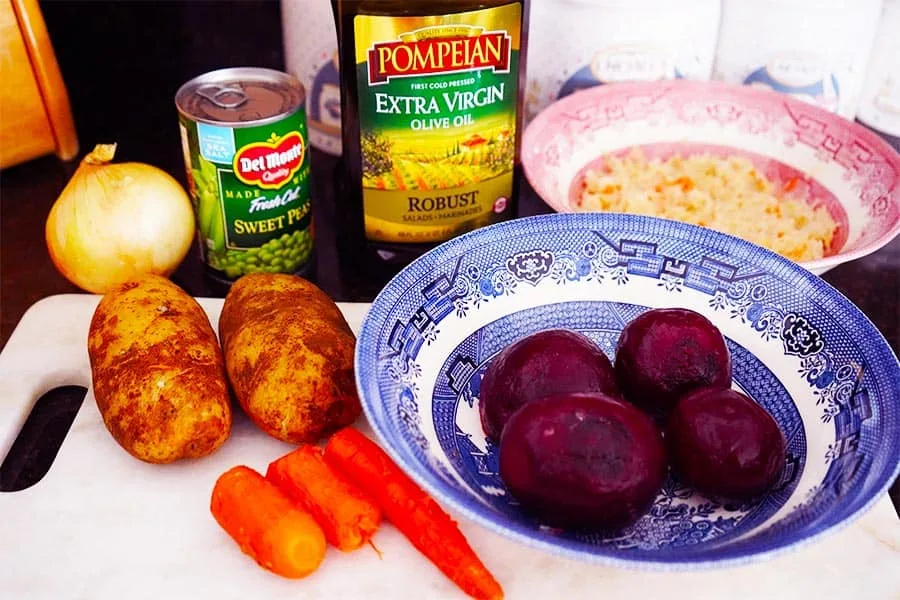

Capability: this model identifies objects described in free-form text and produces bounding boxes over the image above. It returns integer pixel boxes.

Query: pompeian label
[367,31,512,83]
[182,112,313,259]
[354,5,521,244]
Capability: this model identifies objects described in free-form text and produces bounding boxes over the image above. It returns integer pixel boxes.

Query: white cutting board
[0,294,897,600]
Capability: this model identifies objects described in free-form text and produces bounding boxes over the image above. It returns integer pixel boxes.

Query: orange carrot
[324,427,504,600]
[210,465,327,579]
[675,176,695,191]
[266,445,382,552]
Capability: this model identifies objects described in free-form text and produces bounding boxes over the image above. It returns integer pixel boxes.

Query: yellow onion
[45,144,196,294]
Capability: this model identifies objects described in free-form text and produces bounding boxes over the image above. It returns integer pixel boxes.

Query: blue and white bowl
[355,213,900,569]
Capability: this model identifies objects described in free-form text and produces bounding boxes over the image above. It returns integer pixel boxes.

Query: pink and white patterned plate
[521,81,900,274]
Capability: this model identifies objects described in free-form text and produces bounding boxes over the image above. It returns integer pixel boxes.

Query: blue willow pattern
[375,223,879,556]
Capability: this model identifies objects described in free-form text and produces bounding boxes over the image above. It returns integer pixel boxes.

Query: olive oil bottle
[332,0,530,284]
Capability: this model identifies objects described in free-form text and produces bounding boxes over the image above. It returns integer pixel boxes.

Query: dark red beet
[666,387,786,502]
[479,329,619,441]
[614,308,731,418]
[498,392,667,531]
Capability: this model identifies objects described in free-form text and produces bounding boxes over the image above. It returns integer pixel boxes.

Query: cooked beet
[666,387,786,501]
[614,308,731,419]
[498,392,667,531]
[479,329,619,441]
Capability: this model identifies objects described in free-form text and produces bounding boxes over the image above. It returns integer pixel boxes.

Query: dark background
[43,1,285,170]
[0,2,897,507]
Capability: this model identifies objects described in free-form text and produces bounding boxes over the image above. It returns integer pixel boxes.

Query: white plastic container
[281,0,342,156]
[524,0,722,123]
[713,0,883,120]
[857,0,900,137]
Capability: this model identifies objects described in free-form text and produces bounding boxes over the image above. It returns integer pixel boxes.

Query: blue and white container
[524,0,722,123]
[281,0,342,156]
[713,0,883,120]
[857,0,900,137]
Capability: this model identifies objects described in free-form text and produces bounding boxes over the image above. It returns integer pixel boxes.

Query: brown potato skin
[218,273,361,444]
[87,275,232,464]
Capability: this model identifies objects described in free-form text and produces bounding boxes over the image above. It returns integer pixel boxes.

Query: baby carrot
[210,465,327,579]
[324,427,504,600]
[266,444,382,552]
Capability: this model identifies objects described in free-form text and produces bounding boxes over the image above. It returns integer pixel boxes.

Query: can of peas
[176,67,314,282]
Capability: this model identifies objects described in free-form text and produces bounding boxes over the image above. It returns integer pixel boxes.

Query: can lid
[175,67,305,127]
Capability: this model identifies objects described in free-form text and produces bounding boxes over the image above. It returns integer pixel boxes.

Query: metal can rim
[175,66,306,128]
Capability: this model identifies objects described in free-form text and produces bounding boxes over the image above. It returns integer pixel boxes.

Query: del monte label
[233,131,306,189]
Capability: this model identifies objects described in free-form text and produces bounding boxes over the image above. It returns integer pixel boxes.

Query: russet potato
[218,273,361,444]
[87,275,232,463]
